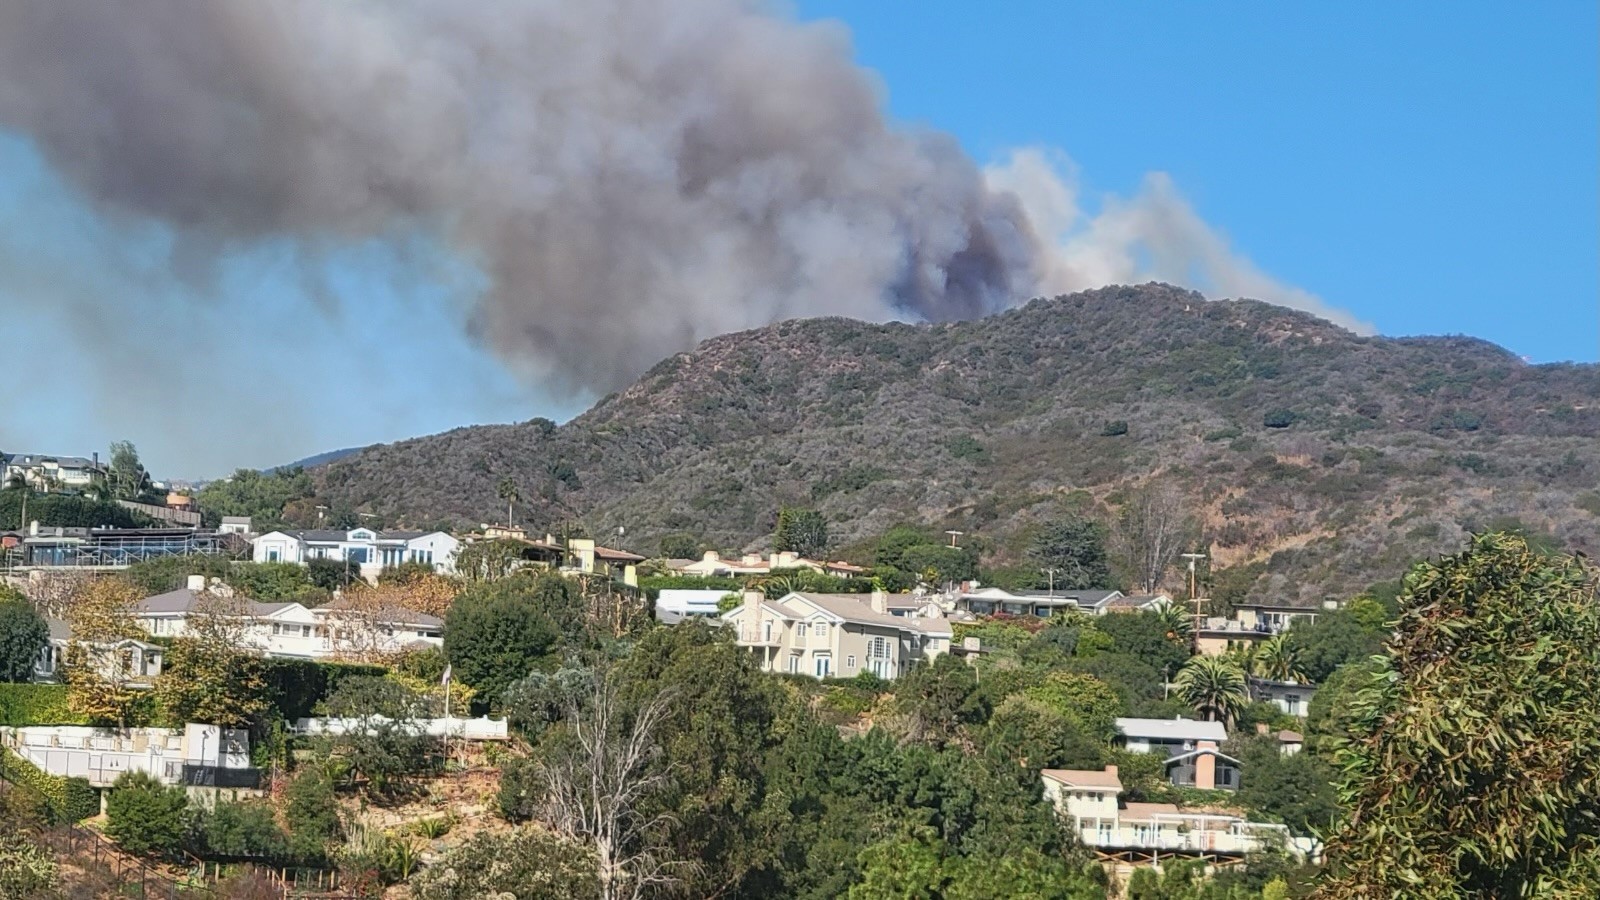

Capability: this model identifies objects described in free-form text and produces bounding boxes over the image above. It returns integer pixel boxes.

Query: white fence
[292,716,510,741]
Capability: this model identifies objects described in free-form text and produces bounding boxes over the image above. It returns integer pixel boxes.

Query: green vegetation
[444,571,584,711]
[0,747,96,822]
[304,285,1600,605]
[0,597,48,683]
[775,506,830,557]
[1316,534,1600,897]
[0,684,86,726]
[105,770,189,857]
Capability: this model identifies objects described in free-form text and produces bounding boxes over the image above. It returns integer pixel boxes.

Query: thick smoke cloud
[0,0,1363,407]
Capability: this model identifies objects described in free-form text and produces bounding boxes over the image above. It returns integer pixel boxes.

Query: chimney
[1255,722,1269,736]
[28,520,38,537]
[1196,740,1218,790]
[743,590,764,645]
[186,575,207,592]
[1105,764,1118,778]
[870,589,888,614]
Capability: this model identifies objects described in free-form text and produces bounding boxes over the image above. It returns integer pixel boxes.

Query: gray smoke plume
[0,0,1364,403]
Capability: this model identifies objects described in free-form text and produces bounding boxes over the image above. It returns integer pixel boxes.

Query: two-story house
[1,452,105,492]
[1115,717,1240,791]
[131,578,443,660]
[721,590,953,680]
[1194,602,1321,656]
[250,528,460,578]
[1041,765,1304,863]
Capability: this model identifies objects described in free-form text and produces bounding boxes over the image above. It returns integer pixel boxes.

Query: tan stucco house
[721,590,953,679]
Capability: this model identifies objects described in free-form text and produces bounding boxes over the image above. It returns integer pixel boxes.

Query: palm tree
[1173,655,1251,726]
[1252,633,1305,683]
[1153,602,1192,644]
[496,476,521,526]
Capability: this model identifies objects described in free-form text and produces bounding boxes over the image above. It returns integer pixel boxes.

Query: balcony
[735,628,780,647]
[1078,821,1288,855]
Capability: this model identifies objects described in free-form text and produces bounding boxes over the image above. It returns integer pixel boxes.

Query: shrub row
[0,683,87,726]
[260,658,387,721]
[0,746,98,822]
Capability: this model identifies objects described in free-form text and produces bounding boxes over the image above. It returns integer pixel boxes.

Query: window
[815,656,831,677]
[796,623,808,639]
[815,623,827,640]
[763,621,772,642]
[266,548,280,562]
[787,656,798,674]
[846,655,855,669]
[410,549,434,565]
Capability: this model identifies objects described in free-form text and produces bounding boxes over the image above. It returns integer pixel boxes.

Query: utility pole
[1043,567,1058,598]
[944,530,963,548]
[1182,552,1208,654]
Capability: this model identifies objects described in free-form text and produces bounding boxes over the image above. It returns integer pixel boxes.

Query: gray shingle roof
[136,588,203,614]
[788,593,952,636]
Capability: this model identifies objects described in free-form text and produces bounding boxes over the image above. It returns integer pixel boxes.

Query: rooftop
[1041,767,1123,791]
[1115,717,1229,743]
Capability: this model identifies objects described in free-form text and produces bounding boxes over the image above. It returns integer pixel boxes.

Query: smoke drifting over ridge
[0,0,1364,402]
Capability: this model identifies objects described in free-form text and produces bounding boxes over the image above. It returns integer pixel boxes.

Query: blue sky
[0,2,1593,478]
[797,0,1598,362]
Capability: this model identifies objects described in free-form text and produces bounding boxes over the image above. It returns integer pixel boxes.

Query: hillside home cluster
[32,576,443,681]
[666,550,866,578]
[721,590,953,680]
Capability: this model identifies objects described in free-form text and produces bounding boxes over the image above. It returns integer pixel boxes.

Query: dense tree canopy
[445,572,582,710]
[1316,534,1600,898]
[0,597,48,683]
[1024,515,1114,591]
[775,507,830,558]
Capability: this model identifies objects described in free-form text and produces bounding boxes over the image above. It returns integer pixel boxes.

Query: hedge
[0,683,88,726]
[0,746,98,822]
[260,658,387,721]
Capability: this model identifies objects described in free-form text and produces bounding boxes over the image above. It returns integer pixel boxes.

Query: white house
[1249,677,1317,718]
[720,590,953,680]
[654,589,733,623]
[131,578,443,660]
[34,617,164,686]
[217,516,254,535]
[251,528,460,578]
[1042,765,1308,862]
[1,452,104,492]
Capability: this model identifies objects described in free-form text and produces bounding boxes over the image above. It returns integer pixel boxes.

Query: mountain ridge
[310,283,1600,604]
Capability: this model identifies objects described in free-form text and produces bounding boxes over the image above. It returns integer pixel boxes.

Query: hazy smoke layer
[0,0,1362,399]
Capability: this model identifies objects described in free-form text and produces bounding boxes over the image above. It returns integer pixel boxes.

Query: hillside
[311,284,1600,605]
